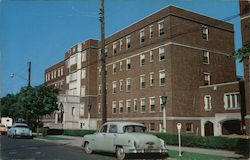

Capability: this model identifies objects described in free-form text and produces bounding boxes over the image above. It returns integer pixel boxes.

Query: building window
[160,96,164,112]
[150,50,154,62]
[126,36,131,49]
[81,86,86,96]
[140,75,146,89]
[120,80,123,91]
[224,93,240,109]
[79,104,84,117]
[70,72,77,82]
[126,100,131,113]
[158,20,164,36]
[186,123,193,133]
[113,63,117,74]
[140,54,145,66]
[112,101,117,114]
[150,72,154,86]
[204,95,212,111]
[98,67,101,77]
[57,68,61,77]
[126,78,131,91]
[149,123,155,131]
[81,68,86,79]
[82,51,86,62]
[141,98,146,113]
[159,47,165,61]
[204,73,210,85]
[113,42,117,55]
[98,84,101,95]
[149,25,153,38]
[159,70,165,86]
[203,51,209,64]
[105,46,108,56]
[149,97,155,112]
[119,61,123,71]
[119,101,124,114]
[112,81,117,94]
[119,39,123,51]
[140,29,145,43]
[70,54,77,66]
[72,107,75,116]
[134,99,138,112]
[98,103,101,114]
[127,58,131,70]
[202,25,208,41]
[61,67,64,76]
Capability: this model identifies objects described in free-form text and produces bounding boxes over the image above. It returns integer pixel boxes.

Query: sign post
[177,123,182,157]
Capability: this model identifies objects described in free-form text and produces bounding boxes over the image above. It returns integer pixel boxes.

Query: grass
[168,150,233,160]
[35,136,72,141]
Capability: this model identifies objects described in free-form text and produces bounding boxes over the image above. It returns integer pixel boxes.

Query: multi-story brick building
[44,5,243,136]
[240,0,250,135]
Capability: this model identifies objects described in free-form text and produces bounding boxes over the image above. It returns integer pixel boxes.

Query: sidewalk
[34,135,246,159]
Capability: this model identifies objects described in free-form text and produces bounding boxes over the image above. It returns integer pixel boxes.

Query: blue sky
[0,0,243,97]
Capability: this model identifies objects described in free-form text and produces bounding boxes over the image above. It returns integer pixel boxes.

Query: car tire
[84,142,93,154]
[116,147,126,160]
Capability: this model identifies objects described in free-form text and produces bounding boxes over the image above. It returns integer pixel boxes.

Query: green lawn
[35,136,72,141]
[168,150,232,160]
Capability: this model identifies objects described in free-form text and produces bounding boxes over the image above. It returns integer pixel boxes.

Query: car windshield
[15,125,28,128]
[123,125,146,133]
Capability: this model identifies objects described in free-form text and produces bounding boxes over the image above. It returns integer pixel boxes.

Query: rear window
[123,125,146,133]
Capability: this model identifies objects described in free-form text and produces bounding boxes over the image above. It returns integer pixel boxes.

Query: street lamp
[161,96,167,133]
[87,105,92,129]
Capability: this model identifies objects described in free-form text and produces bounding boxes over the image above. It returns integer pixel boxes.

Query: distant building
[240,0,250,135]
[44,5,243,136]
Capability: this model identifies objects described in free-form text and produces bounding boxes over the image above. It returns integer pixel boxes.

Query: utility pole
[28,61,31,87]
[100,0,107,124]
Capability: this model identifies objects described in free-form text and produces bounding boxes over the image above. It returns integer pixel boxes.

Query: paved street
[0,135,116,160]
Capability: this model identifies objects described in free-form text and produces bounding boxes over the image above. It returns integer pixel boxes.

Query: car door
[95,124,117,152]
[94,124,108,151]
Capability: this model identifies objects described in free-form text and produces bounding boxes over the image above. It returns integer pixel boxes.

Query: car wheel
[116,147,126,160]
[84,142,93,154]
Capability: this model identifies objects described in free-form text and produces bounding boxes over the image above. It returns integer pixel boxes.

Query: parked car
[82,122,168,160]
[7,123,32,138]
[0,124,7,135]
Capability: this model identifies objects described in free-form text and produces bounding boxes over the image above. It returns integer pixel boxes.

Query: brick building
[44,5,242,136]
[240,0,250,135]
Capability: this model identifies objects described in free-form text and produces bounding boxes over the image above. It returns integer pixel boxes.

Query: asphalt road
[0,135,116,160]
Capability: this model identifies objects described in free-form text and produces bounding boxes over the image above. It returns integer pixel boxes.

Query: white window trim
[139,29,145,44]
[204,95,212,111]
[159,70,165,86]
[159,47,165,61]
[134,99,138,112]
[126,100,131,113]
[203,50,210,64]
[204,72,211,85]
[150,72,154,86]
[140,54,145,66]
[112,101,117,114]
[149,25,153,38]
[126,78,131,92]
[113,42,117,55]
[119,100,124,114]
[112,81,117,94]
[120,80,123,91]
[150,50,154,62]
[140,98,146,113]
[149,97,155,112]
[224,92,240,110]
[140,74,146,89]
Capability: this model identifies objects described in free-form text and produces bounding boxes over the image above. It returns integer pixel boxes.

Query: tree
[0,85,59,129]
[231,42,250,62]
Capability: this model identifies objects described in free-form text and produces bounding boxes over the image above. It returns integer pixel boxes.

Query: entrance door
[204,121,214,136]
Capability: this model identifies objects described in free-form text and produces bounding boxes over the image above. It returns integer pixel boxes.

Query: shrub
[63,129,95,137]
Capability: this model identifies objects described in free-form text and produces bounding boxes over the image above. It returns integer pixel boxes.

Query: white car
[82,122,168,160]
[7,123,32,138]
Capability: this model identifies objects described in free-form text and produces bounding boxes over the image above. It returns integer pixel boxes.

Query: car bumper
[128,148,168,154]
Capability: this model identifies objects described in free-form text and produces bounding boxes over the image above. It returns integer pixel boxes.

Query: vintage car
[82,122,168,160]
[7,123,32,138]
[0,124,7,135]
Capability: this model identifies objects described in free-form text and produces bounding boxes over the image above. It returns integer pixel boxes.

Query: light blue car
[7,123,32,138]
[82,122,168,160]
